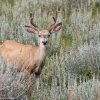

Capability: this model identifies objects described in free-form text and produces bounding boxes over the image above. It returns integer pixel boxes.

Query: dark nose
[42,41,47,45]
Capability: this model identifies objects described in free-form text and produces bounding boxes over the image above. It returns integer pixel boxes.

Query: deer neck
[37,44,47,61]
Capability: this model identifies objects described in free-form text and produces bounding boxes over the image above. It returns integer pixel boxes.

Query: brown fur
[0,40,46,78]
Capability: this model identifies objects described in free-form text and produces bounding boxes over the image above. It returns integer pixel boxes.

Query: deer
[0,13,62,79]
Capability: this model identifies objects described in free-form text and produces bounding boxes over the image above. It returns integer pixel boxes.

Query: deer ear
[25,26,39,34]
[53,22,62,32]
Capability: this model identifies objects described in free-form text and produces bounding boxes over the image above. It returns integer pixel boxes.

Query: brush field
[0,0,100,100]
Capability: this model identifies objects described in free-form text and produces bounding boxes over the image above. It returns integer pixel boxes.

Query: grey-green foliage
[68,74,100,100]
[0,0,100,100]
[0,57,28,99]
[67,6,100,75]
[67,42,100,75]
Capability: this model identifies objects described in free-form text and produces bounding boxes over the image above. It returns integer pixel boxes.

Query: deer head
[25,12,62,47]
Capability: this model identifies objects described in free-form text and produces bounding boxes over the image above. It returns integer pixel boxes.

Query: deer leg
[35,76,40,90]
[35,63,44,78]
[25,70,30,79]
[34,66,42,90]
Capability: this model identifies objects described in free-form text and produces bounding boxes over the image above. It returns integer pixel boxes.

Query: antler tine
[52,11,58,23]
[30,13,38,28]
[48,11,58,31]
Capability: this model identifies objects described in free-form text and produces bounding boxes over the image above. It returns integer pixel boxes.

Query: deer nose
[42,41,48,45]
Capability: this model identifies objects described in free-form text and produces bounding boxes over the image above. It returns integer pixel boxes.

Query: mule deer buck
[0,13,62,79]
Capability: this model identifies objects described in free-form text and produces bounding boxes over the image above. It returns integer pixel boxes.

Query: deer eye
[48,34,50,37]
[39,35,41,37]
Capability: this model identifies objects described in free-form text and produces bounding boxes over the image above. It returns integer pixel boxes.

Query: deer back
[0,40,41,70]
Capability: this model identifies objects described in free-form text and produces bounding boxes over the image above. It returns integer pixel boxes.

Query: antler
[48,11,61,32]
[30,13,38,28]
[48,11,58,32]
[52,11,57,23]
[25,13,38,28]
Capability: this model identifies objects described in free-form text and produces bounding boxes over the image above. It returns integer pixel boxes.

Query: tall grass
[0,57,28,99]
[0,0,100,99]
